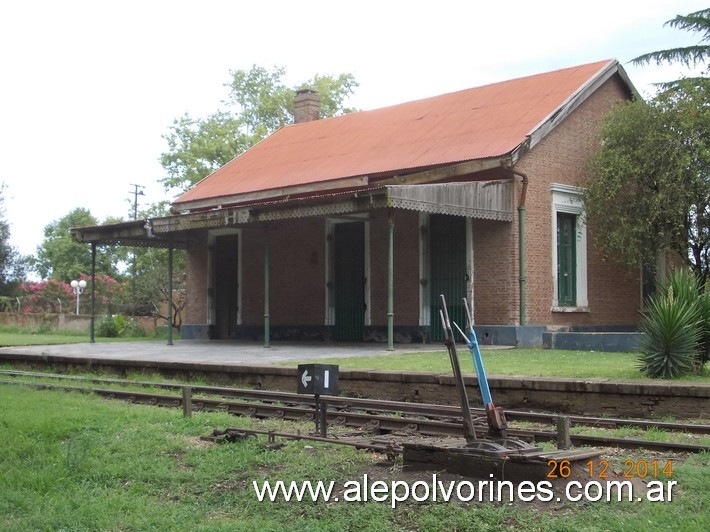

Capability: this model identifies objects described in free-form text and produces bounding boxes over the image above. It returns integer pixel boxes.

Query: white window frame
[418,213,430,326]
[324,216,371,326]
[551,184,588,311]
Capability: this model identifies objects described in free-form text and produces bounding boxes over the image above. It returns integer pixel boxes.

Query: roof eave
[172,174,370,213]
[511,59,639,165]
[172,157,510,213]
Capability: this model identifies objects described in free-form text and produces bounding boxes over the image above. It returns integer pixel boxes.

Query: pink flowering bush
[20,275,129,315]
[86,273,129,315]
[20,279,74,314]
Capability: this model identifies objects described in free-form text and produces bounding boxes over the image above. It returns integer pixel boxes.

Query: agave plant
[657,268,700,308]
[638,294,700,378]
[657,268,710,370]
[638,270,703,378]
[696,290,710,368]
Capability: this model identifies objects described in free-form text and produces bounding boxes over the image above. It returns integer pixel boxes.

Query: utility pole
[129,184,145,316]
[130,184,145,220]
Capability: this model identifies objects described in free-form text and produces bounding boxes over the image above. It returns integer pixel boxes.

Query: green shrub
[95,314,146,338]
[121,318,146,338]
[96,315,120,337]
[638,269,706,378]
[0,296,17,312]
[33,318,54,334]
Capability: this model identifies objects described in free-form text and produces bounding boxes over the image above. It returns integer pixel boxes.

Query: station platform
[0,339,438,367]
[1,340,707,419]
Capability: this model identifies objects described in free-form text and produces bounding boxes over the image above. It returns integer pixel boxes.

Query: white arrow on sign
[301,369,312,388]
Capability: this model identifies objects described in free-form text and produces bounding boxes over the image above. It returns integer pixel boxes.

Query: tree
[0,183,27,294]
[132,243,186,330]
[159,111,249,197]
[583,78,710,286]
[160,65,358,193]
[632,8,710,88]
[126,201,186,323]
[31,208,126,282]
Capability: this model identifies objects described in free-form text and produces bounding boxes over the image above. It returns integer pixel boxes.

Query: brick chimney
[293,89,321,123]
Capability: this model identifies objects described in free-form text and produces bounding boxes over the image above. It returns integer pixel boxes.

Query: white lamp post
[70,279,87,315]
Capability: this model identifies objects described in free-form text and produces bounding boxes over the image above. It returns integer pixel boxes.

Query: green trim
[387,217,394,351]
[557,212,577,306]
[518,204,526,325]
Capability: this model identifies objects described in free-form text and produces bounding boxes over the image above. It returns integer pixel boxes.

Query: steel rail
[203,427,402,454]
[1,369,709,435]
[2,378,709,454]
[0,379,468,434]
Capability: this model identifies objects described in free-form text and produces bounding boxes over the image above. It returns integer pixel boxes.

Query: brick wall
[472,219,518,324]
[241,219,326,326]
[369,210,420,326]
[518,74,640,326]
[184,237,208,324]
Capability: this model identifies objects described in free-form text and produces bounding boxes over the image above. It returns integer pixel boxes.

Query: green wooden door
[430,215,467,341]
[214,235,239,339]
[334,222,365,341]
[557,213,576,306]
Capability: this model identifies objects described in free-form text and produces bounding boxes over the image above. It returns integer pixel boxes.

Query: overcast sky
[0,0,707,264]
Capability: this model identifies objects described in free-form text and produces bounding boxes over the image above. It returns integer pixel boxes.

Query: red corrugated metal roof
[175,60,616,207]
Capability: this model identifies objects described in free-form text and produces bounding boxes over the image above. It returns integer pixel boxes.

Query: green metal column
[90,243,96,343]
[518,204,526,325]
[513,170,529,326]
[264,233,270,348]
[387,212,394,351]
[167,245,174,346]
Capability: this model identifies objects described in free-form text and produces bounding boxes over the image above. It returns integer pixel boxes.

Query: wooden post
[557,415,571,449]
[182,386,192,418]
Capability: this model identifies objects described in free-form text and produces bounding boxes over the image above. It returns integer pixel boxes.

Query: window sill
[551,306,590,313]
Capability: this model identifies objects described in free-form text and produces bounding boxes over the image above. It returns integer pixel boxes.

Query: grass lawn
[1,384,707,531]
[0,332,145,346]
[0,326,175,347]
[283,348,710,382]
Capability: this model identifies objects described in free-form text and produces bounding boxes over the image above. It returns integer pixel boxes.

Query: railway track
[2,369,709,454]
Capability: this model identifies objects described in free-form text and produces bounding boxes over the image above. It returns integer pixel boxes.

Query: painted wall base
[472,325,546,348]
[181,322,640,352]
[181,324,211,340]
[543,331,640,352]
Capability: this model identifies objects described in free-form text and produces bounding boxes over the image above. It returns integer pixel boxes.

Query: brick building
[73,59,642,347]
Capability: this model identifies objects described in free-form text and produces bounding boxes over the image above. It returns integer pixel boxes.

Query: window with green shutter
[557,212,576,306]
